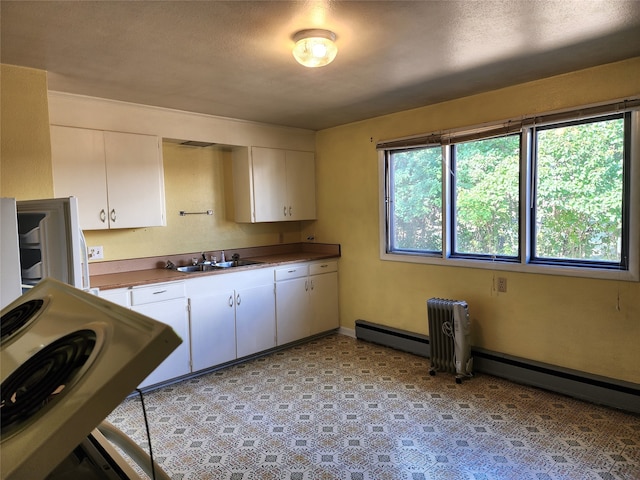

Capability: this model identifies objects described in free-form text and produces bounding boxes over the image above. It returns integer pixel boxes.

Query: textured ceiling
[2,1,640,131]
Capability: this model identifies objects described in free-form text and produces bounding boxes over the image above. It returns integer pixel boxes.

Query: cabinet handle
[320,264,328,268]
[310,280,314,290]
[100,209,106,223]
[236,293,241,306]
[305,280,309,291]
[152,290,167,295]
[228,295,234,307]
[283,206,287,217]
[289,206,292,216]
[110,209,116,223]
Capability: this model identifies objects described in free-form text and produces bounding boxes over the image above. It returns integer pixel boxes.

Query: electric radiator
[426,298,473,383]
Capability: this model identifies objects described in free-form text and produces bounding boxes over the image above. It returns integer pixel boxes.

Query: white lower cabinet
[275,260,339,345]
[95,259,337,388]
[309,262,340,336]
[235,281,277,358]
[130,281,190,389]
[186,267,276,371]
[275,264,310,345]
[189,289,237,371]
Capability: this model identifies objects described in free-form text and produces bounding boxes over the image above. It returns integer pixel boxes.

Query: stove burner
[0,299,44,345]
[1,330,96,437]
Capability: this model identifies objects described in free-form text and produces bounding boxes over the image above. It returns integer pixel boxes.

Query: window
[452,134,520,259]
[388,146,442,253]
[380,103,639,280]
[533,115,627,268]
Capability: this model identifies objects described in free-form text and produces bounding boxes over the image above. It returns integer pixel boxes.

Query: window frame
[448,132,522,262]
[385,145,444,256]
[529,113,630,271]
[379,105,640,282]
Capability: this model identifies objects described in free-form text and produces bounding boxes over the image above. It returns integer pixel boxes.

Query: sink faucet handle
[192,257,198,265]
[202,252,207,262]
[232,253,240,262]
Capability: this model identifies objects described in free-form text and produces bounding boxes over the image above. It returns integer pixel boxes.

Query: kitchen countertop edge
[92,252,340,291]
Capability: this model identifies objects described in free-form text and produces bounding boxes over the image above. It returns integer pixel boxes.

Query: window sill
[380,251,639,282]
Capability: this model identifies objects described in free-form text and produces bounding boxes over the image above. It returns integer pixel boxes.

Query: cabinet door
[275,277,310,345]
[103,131,166,228]
[235,283,276,358]
[310,271,339,335]
[286,151,316,220]
[51,126,109,230]
[190,291,236,371]
[251,147,287,222]
[134,298,190,389]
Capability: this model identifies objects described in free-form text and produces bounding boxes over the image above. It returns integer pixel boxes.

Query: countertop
[91,244,340,291]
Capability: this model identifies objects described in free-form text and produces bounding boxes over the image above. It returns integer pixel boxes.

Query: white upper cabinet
[50,125,166,230]
[285,149,316,220]
[232,146,316,223]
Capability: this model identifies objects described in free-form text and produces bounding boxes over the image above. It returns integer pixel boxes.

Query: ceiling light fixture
[292,29,338,68]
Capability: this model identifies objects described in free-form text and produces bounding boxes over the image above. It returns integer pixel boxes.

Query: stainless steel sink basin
[236,259,264,266]
[211,261,234,268]
[215,260,263,268]
[175,264,217,273]
[174,259,262,273]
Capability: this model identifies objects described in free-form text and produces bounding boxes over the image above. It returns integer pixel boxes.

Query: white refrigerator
[0,196,89,309]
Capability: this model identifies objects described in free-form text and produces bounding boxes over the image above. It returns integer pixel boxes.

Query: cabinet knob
[100,209,106,223]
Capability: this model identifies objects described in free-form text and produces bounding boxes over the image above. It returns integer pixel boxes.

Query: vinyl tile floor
[107,334,640,480]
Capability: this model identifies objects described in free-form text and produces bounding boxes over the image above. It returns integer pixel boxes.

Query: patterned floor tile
[107,334,640,480]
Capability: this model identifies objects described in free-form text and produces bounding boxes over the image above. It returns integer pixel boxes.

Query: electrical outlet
[497,277,507,293]
[88,246,104,260]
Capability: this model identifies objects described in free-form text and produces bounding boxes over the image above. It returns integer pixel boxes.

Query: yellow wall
[307,57,640,383]
[83,143,304,259]
[0,65,53,199]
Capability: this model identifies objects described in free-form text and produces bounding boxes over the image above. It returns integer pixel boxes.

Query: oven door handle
[97,420,172,480]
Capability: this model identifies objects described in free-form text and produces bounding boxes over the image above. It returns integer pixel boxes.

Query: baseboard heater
[354,319,640,414]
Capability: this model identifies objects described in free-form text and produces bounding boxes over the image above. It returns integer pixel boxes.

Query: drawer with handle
[275,264,309,281]
[309,261,338,276]
[130,281,185,305]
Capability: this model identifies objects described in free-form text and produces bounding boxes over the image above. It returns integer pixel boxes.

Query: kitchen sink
[174,259,263,273]
[175,264,220,273]
[215,260,263,268]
